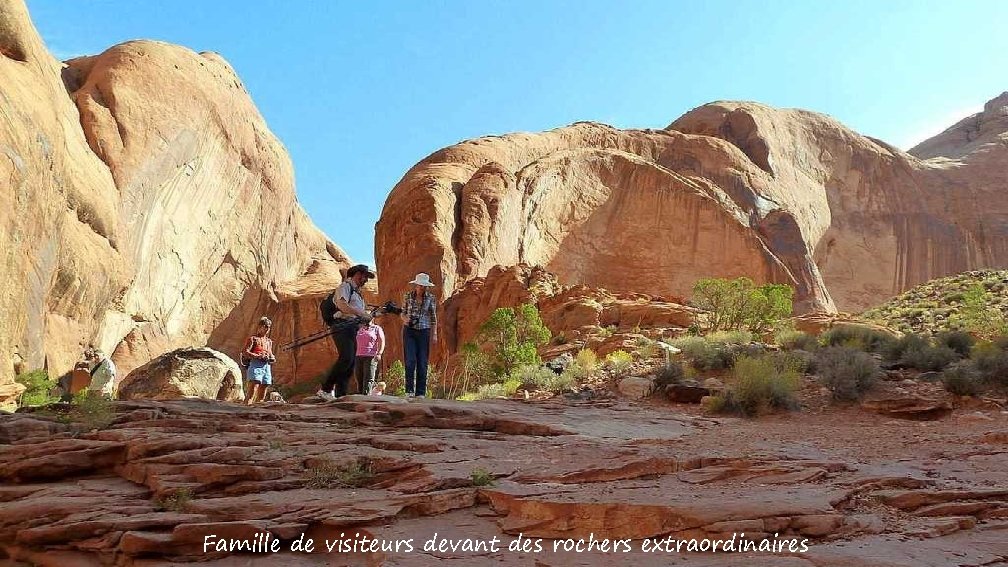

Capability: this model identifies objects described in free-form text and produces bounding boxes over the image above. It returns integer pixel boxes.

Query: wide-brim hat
[346,264,377,279]
[409,273,435,287]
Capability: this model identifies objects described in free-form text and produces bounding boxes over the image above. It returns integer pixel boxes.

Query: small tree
[476,303,551,377]
[691,277,793,334]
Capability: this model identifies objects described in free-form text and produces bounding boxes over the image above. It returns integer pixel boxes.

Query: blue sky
[28,0,1008,266]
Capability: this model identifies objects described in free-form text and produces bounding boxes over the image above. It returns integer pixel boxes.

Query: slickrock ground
[2,393,1005,566]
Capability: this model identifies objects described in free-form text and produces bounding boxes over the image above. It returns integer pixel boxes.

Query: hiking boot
[316,389,336,402]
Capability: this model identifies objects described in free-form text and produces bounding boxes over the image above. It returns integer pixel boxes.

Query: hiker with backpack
[316,264,376,401]
[243,316,276,405]
[86,348,117,399]
[400,272,438,398]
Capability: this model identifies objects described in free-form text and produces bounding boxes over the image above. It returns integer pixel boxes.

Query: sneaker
[316,389,336,402]
[414,394,426,399]
[405,392,415,398]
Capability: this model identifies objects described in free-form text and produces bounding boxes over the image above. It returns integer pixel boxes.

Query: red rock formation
[376,95,1008,368]
[0,0,348,404]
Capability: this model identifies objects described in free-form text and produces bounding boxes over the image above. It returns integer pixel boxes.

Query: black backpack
[320,292,338,326]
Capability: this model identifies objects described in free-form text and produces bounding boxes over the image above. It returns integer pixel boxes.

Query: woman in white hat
[400,272,438,397]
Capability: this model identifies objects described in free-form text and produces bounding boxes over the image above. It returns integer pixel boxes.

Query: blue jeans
[403,327,431,396]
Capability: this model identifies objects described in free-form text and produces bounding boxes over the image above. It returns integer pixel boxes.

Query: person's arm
[399,292,410,324]
[376,327,386,356]
[429,294,439,342]
[244,337,256,358]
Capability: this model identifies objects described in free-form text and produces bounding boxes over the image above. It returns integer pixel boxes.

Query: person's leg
[320,330,341,394]
[255,365,272,403]
[356,355,368,395]
[403,327,417,395]
[416,329,431,397]
[366,357,378,395]
[333,327,357,397]
[247,382,260,405]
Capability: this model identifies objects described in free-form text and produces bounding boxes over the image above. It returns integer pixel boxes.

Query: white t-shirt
[88,358,117,397]
[336,280,365,318]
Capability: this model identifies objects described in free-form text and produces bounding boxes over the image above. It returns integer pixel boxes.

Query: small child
[244,317,276,405]
[354,320,385,395]
[369,381,387,396]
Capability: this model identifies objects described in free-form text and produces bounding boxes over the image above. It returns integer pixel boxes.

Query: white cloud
[897,103,985,151]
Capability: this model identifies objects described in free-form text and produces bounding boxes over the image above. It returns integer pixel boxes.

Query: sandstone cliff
[0,0,347,403]
[375,94,1008,363]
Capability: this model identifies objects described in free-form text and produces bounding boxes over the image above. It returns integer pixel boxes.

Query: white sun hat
[409,273,435,287]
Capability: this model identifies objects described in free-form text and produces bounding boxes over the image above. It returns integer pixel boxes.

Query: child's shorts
[247,359,272,385]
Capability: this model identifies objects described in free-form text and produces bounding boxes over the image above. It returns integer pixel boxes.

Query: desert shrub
[511,364,556,388]
[691,277,793,334]
[816,346,880,402]
[605,350,634,373]
[155,488,194,512]
[706,330,755,344]
[970,341,1008,387]
[598,325,616,338]
[305,457,374,489]
[711,354,800,416]
[941,362,984,396]
[634,336,661,359]
[775,330,818,351]
[541,369,576,393]
[900,343,958,372]
[15,370,58,407]
[670,336,734,371]
[654,361,688,388]
[575,348,598,373]
[471,468,495,487]
[464,382,508,400]
[71,391,116,430]
[501,378,521,396]
[936,330,976,358]
[820,325,896,353]
[476,304,551,377]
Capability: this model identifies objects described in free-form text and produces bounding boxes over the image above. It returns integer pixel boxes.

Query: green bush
[775,330,818,351]
[816,346,880,402]
[471,468,495,487]
[691,277,793,334]
[542,369,576,393]
[936,331,975,358]
[511,364,556,388]
[605,350,634,373]
[885,334,958,371]
[670,336,734,371]
[820,325,896,353]
[970,341,1008,387]
[951,284,1008,339]
[710,354,800,416]
[941,363,983,396]
[71,391,116,430]
[476,304,552,377]
[654,361,688,388]
[501,378,522,396]
[15,370,58,407]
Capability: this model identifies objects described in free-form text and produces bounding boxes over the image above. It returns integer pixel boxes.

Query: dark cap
[346,264,376,279]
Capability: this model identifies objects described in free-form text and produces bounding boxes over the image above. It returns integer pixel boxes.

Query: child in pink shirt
[354,321,385,395]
